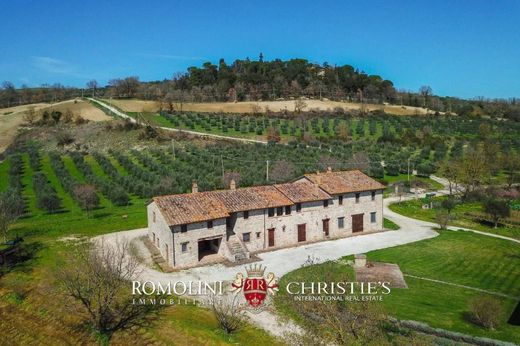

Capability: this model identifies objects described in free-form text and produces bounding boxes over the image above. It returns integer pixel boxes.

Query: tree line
[2,56,519,120]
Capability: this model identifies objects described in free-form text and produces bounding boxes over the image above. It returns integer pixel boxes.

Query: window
[296,203,302,212]
[285,206,291,215]
[371,191,376,201]
[243,232,251,242]
[256,232,261,238]
[323,200,329,208]
[277,207,283,216]
[181,242,188,252]
[153,211,156,223]
[370,212,377,223]
[355,193,360,203]
[268,208,275,217]
[207,220,213,229]
[244,210,249,219]
[338,217,345,229]
[338,196,343,205]
[181,224,188,233]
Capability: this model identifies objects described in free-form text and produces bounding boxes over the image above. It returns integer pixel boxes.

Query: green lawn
[383,218,400,230]
[275,231,520,343]
[389,197,520,240]
[367,230,520,343]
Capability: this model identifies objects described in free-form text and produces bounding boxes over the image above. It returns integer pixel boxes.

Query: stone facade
[147,177,384,269]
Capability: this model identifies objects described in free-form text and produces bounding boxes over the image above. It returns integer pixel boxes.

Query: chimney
[192,181,198,193]
[327,166,332,173]
[230,179,236,190]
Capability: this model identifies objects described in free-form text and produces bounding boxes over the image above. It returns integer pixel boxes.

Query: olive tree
[0,190,24,242]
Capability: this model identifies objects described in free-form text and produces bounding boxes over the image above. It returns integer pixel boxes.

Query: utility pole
[266,160,269,181]
[407,157,411,184]
[171,139,175,160]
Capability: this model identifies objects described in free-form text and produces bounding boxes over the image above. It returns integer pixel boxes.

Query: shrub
[483,198,510,228]
[435,211,450,229]
[469,296,502,330]
[56,131,74,146]
[385,162,400,176]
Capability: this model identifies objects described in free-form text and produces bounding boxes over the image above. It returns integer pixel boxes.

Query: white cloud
[32,56,75,74]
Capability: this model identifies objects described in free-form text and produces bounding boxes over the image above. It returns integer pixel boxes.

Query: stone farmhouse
[147,169,385,269]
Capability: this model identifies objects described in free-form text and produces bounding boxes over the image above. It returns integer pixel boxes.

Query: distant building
[147,169,385,269]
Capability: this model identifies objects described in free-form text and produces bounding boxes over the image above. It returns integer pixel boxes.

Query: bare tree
[267,126,281,143]
[290,291,387,344]
[250,103,262,114]
[294,99,307,113]
[23,106,38,125]
[435,211,450,230]
[269,160,296,182]
[86,80,98,97]
[439,161,459,195]
[456,147,490,200]
[56,240,158,341]
[222,171,241,188]
[419,86,433,108]
[335,122,349,141]
[208,294,246,334]
[73,184,99,216]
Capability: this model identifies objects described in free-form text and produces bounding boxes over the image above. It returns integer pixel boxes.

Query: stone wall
[148,188,384,269]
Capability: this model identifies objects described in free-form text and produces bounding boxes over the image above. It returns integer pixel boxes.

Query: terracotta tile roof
[210,186,293,213]
[154,170,384,226]
[275,180,331,203]
[304,170,386,195]
[154,186,293,226]
[153,193,229,226]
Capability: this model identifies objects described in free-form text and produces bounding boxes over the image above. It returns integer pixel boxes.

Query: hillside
[0,99,111,154]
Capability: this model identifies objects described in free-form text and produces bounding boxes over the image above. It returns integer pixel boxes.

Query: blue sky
[0,0,519,99]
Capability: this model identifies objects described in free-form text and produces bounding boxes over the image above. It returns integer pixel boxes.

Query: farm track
[88,98,268,144]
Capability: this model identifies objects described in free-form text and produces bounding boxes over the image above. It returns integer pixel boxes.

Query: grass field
[275,231,520,343]
[389,197,520,240]
[105,98,437,116]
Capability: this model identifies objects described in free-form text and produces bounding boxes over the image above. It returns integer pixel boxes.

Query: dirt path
[105,98,438,116]
[404,274,519,300]
[88,98,268,144]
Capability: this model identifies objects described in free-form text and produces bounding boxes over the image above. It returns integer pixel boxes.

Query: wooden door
[322,219,329,237]
[297,224,306,242]
[352,214,364,233]
[268,228,275,247]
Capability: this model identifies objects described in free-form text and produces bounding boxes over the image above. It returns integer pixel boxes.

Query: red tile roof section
[154,170,384,226]
[304,169,385,194]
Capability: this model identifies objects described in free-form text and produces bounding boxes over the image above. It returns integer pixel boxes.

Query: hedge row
[32,171,61,213]
[70,152,130,206]
[48,152,97,209]
[5,154,25,214]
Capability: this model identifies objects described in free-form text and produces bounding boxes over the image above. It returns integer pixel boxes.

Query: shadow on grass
[0,241,45,277]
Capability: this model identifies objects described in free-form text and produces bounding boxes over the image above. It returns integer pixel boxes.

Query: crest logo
[230,264,278,311]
